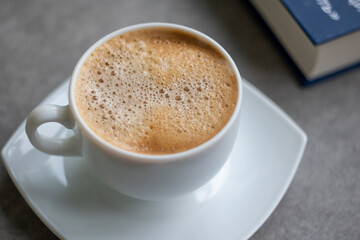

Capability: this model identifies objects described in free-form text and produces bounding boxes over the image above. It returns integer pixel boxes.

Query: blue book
[282,0,360,45]
[250,0,360,84]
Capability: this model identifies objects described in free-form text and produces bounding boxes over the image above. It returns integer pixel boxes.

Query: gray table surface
[1,0,360,239]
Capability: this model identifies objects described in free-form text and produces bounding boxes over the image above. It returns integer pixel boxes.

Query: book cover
[281,0,360,45]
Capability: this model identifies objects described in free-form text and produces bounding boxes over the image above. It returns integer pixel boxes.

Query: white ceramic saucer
[2,79,307,240]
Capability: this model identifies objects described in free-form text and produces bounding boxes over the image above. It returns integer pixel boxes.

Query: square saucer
[2,79,307,240]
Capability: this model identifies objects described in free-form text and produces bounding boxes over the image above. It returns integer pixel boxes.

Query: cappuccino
[75,28,238,154]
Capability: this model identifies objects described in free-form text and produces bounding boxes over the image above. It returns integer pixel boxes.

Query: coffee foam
[75,28,238,154]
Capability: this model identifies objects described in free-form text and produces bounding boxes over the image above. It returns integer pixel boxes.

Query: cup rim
[69,22,242,163]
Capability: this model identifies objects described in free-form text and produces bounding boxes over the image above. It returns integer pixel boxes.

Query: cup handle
[25,104,81,156]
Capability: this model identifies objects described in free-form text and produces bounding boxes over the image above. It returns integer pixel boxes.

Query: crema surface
[75,28,238,154]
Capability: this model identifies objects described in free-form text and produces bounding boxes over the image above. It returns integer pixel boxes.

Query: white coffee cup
[25,23,242,201]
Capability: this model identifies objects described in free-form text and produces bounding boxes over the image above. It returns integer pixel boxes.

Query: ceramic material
[25,23,243,201]
[2,78,306,240]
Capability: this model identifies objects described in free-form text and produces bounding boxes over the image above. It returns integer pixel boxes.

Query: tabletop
[1,0,360,239]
